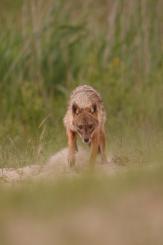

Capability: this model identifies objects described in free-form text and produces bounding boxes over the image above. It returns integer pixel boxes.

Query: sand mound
[0,147,124,183]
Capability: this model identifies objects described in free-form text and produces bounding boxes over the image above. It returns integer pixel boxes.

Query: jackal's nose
[84,138,89,143]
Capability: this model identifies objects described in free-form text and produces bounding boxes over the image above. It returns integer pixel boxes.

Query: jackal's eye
[88,124,93,130]
[78,125,83,130]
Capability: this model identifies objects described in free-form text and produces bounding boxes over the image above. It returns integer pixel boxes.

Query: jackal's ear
[91,103,97,114]
[72,103,79,115]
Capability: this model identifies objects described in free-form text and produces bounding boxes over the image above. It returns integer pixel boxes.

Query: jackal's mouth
[77,132,91,144]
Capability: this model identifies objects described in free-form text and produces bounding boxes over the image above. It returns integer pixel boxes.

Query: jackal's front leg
[89,133,99,167]
[67,129,77,167]
[99,130,108,164]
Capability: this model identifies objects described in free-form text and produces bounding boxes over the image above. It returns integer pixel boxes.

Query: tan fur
[63,85,107,167]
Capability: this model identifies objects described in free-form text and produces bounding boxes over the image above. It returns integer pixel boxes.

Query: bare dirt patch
[0,147,125,183]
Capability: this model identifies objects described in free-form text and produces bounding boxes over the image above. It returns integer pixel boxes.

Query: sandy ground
[5,190,163,245]
[0,147,125,183]
[1,149,162,245]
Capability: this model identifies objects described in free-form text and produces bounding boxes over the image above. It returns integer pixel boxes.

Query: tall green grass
[0,0,162,167]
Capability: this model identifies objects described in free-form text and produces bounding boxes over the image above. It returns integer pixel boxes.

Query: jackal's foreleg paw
[68,154,75,168]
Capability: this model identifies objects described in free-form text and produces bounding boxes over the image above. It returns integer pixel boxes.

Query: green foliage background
[0,0,162,167]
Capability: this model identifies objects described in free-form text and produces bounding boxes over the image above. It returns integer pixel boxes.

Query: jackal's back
[70,85,102,108]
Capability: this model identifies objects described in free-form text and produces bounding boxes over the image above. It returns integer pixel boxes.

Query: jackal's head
[72,103,98,144]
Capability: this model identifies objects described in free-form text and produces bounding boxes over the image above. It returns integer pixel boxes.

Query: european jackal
[64,85,107,167]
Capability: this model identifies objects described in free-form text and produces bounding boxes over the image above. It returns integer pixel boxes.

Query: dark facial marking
[91,103,97,114]
[72,103,79,115]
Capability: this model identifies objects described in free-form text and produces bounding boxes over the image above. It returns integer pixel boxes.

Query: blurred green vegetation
[0,0,162,167]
